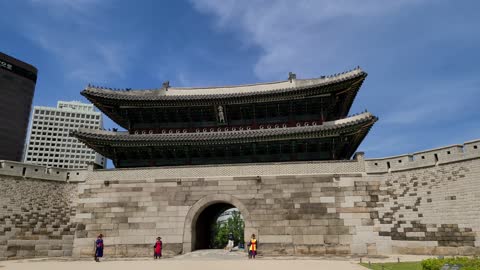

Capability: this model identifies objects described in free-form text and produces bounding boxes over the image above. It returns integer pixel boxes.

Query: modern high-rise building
[0,52,38,161]
[24,101,106,169]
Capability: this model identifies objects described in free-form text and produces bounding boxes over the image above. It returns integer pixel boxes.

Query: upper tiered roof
[81,67,367,130]
[83,67,365,101]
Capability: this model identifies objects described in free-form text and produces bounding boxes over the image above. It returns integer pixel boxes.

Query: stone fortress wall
[362,140,480,255]
[0,161,86,260]
[0,139,479,259]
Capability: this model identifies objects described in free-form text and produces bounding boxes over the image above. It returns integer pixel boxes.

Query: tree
[211,211,244,248]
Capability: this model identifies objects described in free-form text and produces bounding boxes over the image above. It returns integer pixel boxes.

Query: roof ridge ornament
[162,81,170,90]
[288,72,296,83]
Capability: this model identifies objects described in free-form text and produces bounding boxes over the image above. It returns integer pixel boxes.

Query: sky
[1,0,480,167]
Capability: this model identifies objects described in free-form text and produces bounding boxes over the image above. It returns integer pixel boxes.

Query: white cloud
[21,0,138,84]
[191,0,423,79]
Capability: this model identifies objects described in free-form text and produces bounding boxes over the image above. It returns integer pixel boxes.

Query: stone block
[292,235,304,244]
[76,213,92,219]
[161,235,183,243]
[35,250,49,257]
[339,235,353,244]
[16,250,35,257]
[288,220,310,226]
[326,245,344,255]
[260,243,295,255]
[119,236,145,244]
[294,245,310,255]
[101,224,114,230]
[327,208,336,213]
[324,235,339,244]
[258,235,292,243]
[406,232,425,238]
[320,197,335,203]
[351,244,367,254]
[311,219,329,226]
[309,245,326,255]
[303,235,324,245]
[35,244,50,251]
[367,243,377,255]
[48,250,64,257]
[457,246,479,255]
[139,223,157,229]
[432,246,459,255]
[392,245,430,255]
[259,226,285,235]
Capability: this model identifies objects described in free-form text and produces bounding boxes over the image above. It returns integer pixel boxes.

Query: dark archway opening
[194,202,236,250]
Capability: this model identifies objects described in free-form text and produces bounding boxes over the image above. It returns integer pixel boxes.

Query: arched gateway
[182,194,253,253]
[70,68,382,257]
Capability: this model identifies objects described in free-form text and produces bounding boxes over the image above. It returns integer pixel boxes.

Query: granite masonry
[0,139,479,259]
[0,162,85,260]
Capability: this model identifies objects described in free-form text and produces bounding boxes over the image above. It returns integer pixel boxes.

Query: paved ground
[0,250,435,270]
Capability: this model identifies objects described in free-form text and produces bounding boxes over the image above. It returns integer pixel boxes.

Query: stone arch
[182,193,254,253]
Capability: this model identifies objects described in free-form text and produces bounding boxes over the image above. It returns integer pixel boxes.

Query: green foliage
[211,211,244,249]
[421,257,480,270]
[360,261,422,270]
[360,257,480,270]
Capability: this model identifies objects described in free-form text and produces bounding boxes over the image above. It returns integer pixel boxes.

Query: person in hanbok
[94,234,104,262]
[248,234,257,259]
[153,237,162,259]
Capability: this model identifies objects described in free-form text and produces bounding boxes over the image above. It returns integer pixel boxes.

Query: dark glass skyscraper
[0,52,38,161]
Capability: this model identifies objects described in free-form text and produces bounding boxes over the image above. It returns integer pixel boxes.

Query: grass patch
[360,261,422,270]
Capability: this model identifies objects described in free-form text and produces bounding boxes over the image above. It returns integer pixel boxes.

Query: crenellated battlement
[0,160,87,182]
[365,139,480,173]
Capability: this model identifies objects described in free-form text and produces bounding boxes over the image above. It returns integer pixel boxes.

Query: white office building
[24,101,105,169]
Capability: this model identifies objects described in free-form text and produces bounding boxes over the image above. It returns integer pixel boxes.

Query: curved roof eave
[72,112,377,146]
[81,67,366,102]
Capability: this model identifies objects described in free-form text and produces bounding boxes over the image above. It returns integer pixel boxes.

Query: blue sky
[1,0,480,166]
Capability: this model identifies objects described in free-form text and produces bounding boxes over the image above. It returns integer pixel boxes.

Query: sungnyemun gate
[1,67,479,259]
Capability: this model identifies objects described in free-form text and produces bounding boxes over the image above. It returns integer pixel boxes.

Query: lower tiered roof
[72,112,377,167]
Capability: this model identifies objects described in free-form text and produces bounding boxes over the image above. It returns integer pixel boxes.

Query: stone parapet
[0,160,87,182]
[365,139,480,173]
[86,159,364,182]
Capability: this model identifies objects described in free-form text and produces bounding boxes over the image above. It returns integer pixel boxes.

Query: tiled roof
[72,112,377,146]
[82,67,366,101]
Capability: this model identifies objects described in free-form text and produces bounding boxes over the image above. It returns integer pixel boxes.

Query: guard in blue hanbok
[94,234,104,262]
